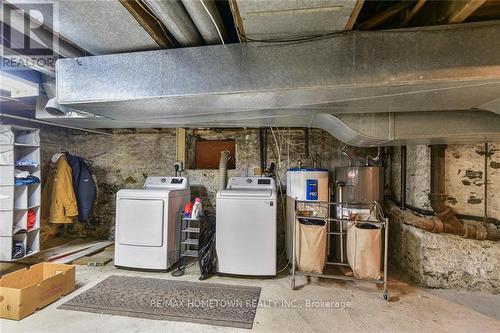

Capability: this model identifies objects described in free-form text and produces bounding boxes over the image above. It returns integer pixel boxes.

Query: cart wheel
[383,291,390,302]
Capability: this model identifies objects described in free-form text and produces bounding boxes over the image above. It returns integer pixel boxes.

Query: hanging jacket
[65,153,97,222]
[41,155,78,224]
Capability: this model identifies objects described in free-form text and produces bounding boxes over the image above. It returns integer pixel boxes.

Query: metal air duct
[181,0,227,44]
[143,0,203,46]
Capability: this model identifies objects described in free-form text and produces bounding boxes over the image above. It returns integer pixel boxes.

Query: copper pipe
[428,145,498,241]
[386,200,443,233]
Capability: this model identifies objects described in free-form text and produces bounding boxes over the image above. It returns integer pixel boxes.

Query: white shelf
[14,186,28,210]
[0,125,40,262]
[14,143,39,148]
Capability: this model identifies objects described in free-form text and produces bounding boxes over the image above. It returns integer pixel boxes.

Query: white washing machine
[114,177,190,271]
[216,177,276,276]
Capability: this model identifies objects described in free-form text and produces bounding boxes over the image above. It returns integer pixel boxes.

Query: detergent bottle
[191,198,202,219]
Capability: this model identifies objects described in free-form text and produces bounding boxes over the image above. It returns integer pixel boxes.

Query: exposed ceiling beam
[345,0,365,30]
[228,0,245,42]
[402,0,426,26]
[440,0,487,23]
[357,1,411,30]
[119,0,178,48]
[467,0,500,20]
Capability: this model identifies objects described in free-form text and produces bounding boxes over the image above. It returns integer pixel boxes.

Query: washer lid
[117,188,172,198]
[219,189,272,198]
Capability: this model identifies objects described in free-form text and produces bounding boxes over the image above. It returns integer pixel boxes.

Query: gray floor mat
[59,275,261,329]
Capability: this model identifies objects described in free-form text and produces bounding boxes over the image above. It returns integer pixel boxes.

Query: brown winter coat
[41,155,78,223]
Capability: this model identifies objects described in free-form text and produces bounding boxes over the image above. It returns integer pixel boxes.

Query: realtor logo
[1,1,58,70]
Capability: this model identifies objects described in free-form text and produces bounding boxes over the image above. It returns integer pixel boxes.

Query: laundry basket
[295,218,327,274]
[346,222,382,279]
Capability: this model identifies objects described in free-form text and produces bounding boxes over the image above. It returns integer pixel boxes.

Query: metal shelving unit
[291,200,390,301]
[180,217,199,258]
[173,217,199,276]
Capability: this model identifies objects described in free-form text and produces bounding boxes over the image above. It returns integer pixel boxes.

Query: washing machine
[114,177,190,271]
[216,177,276,276]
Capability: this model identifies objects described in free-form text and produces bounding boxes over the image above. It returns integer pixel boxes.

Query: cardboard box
[0,262,75,320]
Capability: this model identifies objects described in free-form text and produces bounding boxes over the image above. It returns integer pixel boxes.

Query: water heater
[286,168,329,201]
[286,168,329,260]
[335,167,384,204]
[332,166,384,263]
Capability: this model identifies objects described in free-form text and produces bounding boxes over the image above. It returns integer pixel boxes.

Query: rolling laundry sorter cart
[291,200,390,301]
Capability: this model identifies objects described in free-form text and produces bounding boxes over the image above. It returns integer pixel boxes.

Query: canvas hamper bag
[347,221,382,279]
[295,218,327,274]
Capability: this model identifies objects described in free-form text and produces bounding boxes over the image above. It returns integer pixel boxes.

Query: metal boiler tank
[335,167,384,204]
[332,166,384,263]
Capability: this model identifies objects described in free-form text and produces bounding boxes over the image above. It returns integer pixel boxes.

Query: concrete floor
[1,263,499,333]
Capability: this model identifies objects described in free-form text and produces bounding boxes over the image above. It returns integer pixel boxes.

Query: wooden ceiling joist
[345,0,365,30]
[357,1,412,30]
[119,0,177,48]
[402,0,426,26]
[440,0,487,23]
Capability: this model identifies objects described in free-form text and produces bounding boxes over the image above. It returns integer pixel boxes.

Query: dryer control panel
[144,177,189,190]
[227,177,275,191]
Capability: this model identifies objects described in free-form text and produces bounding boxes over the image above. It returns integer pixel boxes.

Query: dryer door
[117,198,164,247]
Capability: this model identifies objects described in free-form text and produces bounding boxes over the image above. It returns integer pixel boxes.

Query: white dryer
[216,177,276,276]
[114,177,190,271]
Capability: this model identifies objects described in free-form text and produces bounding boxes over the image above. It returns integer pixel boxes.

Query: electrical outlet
[174,161,184,172]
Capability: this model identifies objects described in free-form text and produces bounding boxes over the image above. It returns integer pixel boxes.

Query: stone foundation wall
[388,144,500,292]
[386,202,500,292]
[390,144,500,222]
[39,127,377,243]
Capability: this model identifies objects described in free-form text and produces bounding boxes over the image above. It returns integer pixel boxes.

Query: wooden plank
[0,263,28,276]
[195,140,236,169]
[46,241,102,261]
[402,0,427,26]
[72,251,113,266]
[176,128,186,167]
[119,0,177,48]
[358,1,411,30]
[51,241,114,264]
[345,0,365,30]
[19,239,99,264]
[467,0,500,21]
[441,0,487,23]
[229,0,246,42]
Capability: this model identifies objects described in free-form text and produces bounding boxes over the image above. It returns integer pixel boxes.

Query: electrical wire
[276,261,290,274]
[239,29,350,44]
[136,0,177,47]
[199,0,225,45]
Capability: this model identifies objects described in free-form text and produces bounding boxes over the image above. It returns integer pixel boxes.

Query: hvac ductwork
[181,0,227,44]
[143,0,203,46]
[0,3,86,58]
[41,22,500,144]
